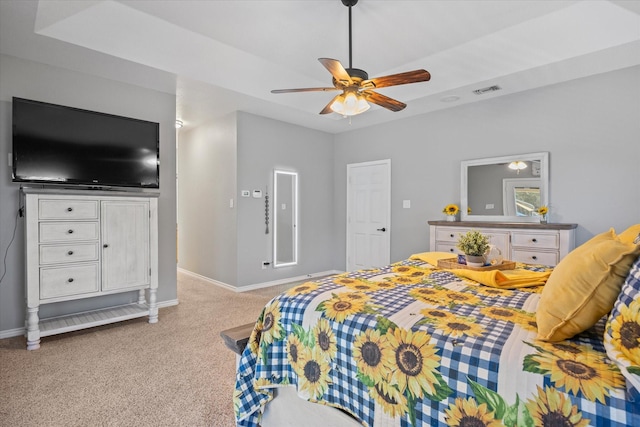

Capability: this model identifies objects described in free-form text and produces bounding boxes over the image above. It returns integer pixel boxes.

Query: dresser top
[428,220,577,230]
[21,187,160,198]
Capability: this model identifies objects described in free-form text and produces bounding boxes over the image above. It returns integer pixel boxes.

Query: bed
[233,227,640,427]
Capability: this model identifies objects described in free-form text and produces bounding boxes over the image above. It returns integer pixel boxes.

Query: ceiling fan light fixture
[330,91,369,116]
[508,161,527,174]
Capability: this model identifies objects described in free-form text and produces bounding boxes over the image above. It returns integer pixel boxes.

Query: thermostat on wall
[253,190,262,198]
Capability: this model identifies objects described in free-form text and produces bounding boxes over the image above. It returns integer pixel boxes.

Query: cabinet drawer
[39,222,99,243]
[39,243,99,265]
[512,250,558,266]
[39,199,99,220]
[511,232,558,250]
[435,242,460,254]
[435,228,468,243]
[40,263,100,299]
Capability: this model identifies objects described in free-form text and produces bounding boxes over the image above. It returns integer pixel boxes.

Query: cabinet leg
[148,288,158,324]
[26,306,41,350]
[138,289,146,305]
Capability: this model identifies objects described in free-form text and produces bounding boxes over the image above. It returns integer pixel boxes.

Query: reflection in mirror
[273,170,298,267]
[461,152,548,223]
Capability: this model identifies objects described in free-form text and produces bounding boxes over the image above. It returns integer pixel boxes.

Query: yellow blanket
[410,252,551,289]
[449,268,551,289]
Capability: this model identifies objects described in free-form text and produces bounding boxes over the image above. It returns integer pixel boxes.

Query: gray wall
[177,112,335,288]
[0,54,177,335]
[177,66,639,287]
[333,65,640,268]
[236,112,335,286]
[177,112,238,285]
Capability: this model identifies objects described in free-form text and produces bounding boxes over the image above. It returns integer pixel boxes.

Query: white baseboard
[178,268,236,291]
[158,298,179,308]
[0,327,26,339]
[0,299,180,339]
[177,268,342,293]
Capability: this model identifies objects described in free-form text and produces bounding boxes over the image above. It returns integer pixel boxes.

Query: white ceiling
[1,0,639,134]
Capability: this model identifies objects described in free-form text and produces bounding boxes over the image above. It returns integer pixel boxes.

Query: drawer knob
[103,244,109,248]
[450,234,454,238]
[532,238,537,243]
[67,207,73,212]
[67,251,74,256]
[67,278,74,283]
[532,256,538,260]
[67,229,74,234]
[450,248,454,252]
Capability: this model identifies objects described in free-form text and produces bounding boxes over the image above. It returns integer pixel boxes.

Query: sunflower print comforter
[234,257,640,426]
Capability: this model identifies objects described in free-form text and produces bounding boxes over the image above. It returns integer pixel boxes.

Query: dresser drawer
[435,242,460,254]
[39,222,99,243]
[511,232,558,250]
[512,250,558,266]
[40,263,100,299]
[435,228,468,243]
[39,243,99,265]
[39,199,99,220]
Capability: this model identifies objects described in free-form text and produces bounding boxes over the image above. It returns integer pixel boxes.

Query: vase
[446,215,456,222]
[540,214,547,224]
[465,255,485,267]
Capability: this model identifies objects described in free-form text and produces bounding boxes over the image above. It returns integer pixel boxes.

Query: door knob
[377,227,386,232]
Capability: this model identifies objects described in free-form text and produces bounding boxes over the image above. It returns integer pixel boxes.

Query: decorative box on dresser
[22,188,159,350]
[428,220,577,267]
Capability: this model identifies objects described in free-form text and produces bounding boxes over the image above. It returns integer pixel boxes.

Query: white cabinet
[428,220,577,266]
[23,189,159,350]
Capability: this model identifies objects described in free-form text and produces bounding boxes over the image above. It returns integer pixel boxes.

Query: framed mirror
[461,152,549,223]
[273,170,298,267]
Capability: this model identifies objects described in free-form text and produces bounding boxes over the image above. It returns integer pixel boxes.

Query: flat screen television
[12,97,160,189]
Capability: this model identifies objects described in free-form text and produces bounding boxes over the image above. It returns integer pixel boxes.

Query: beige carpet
[0,271,296,427]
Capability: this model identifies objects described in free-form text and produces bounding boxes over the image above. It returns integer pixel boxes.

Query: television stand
[22,188,159,350]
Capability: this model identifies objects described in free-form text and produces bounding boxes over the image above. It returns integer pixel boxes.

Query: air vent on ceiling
[473,85,502,95]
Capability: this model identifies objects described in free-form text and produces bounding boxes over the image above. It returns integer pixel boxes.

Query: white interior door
[346,160,391,271]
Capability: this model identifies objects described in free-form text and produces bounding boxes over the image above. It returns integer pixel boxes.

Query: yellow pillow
[618,224,640,244]
[537,229,640,341]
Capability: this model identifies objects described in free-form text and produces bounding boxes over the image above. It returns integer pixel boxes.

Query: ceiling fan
[271,0,431,117]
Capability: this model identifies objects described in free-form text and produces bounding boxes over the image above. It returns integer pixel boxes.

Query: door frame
[346,159,391,271]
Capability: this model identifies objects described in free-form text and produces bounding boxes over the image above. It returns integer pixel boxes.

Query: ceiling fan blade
[319,94,342,115]
[364,91,406,112]
[364,70,431,89]
[271,87,340,94]
[318,58,353,86]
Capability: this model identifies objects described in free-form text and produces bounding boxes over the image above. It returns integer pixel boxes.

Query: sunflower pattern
[284,281,319,296]
[234,256,638,427]
[353,323,452,424]
[285,320,337,400]
[523,340,625,403]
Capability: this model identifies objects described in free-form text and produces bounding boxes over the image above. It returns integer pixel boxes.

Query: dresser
[23,189,159,350]
[428,220,577,266]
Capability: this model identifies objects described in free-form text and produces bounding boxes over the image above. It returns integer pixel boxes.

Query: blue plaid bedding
[234,257,640,426]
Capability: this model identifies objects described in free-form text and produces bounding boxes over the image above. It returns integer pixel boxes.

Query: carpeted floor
[0,271,295,427]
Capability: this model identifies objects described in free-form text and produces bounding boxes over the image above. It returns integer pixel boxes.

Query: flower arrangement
[442,204,459,216]
[456,230,490,256]
[537,205,549,223]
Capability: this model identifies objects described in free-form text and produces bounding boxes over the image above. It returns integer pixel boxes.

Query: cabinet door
[101,200,150,291]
